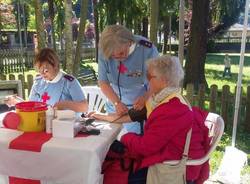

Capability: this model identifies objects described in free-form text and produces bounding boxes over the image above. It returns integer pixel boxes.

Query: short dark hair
[34,48,60,69]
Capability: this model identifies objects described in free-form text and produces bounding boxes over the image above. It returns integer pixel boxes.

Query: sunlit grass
[205,54,250,94]
[205,53,250,176]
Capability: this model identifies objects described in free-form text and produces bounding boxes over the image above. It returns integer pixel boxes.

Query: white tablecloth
[0,121,121,184]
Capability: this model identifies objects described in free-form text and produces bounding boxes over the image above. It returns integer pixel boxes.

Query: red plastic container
[15,101,48,132]
[15,101,47,112]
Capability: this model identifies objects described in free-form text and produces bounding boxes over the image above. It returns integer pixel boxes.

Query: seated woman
[4,48,88,113]
[92,55,209,184]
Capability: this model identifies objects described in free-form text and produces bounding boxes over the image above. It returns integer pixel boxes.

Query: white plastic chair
[82,86,107,112]
[164,112,224,166]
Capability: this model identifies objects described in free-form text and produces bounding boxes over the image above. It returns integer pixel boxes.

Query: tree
[64,0,73,73]
[158,0,178,54]
[54,0,65,51]
[48,0,56,51]
[149,0,159,45]
[73,0,88,75]
[96,0,149,33]
[34,0,46,51]
[93,0,99,62]
[208,0,246,37]
[184,0,209,89]
[184,0,246,89]
[0,1,16,46]
[0,1,16,29]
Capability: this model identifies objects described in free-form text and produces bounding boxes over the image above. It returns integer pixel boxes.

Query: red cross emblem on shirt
[41,92,50,103]
[117,63,128,74]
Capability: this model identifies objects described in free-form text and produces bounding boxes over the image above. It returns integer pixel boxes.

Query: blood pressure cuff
[0,104,15,113]
[128,107,147,122]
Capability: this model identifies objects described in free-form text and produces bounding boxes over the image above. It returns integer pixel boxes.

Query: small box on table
[52,119,82,138]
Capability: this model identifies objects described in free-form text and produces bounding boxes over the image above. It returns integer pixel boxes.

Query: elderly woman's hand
[90,112,120,122]
[133,96,146,110]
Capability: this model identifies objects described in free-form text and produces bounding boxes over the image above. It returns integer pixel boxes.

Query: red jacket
[121,97,209,183]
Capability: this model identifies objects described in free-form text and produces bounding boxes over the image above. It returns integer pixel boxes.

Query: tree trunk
[149,0,159,45]
[135,20,142,35]
[17,0,23,49]
[125,11,133,30]
[93,0,99,63]
[106,0,117,25]
[118,7,124,25]
[59,29,65,69]
[22,3,28,48]
[64,0,73,74]
[99,5,105,32]
[34,0,46,51]
[162,16,170,54]
[178,0,185,66]
[73,0,88,76]
[48,0,56,51]
[142,17,148,38]
[184,0,209,90]
[0,5,3,46]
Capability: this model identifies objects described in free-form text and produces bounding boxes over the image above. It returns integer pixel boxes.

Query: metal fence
[0,49,34,74]
[0,48,96,74]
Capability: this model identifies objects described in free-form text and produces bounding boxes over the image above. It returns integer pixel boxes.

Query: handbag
[102,141,134,184]
[146,128,192,184]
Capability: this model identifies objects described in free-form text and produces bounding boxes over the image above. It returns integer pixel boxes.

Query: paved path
[204,174,250,184]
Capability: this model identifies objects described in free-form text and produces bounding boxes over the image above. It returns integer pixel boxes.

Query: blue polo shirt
[29,72,85,111]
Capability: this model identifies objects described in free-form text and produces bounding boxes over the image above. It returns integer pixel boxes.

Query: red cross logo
[117,63,128,74]
[41,92,50,103]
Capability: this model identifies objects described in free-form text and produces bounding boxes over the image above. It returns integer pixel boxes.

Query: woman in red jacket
[93,55,209,184]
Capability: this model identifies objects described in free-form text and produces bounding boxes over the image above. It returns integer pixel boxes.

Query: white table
[0,121,121,184]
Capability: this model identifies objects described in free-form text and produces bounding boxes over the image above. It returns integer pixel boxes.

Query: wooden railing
[1,74,249,133]
[185,84,250,133]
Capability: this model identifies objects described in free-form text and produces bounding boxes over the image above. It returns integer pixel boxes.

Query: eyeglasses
[111,43,130,60]
[146,72,157,81]
[36,65,51,74]
[38,67,49,74]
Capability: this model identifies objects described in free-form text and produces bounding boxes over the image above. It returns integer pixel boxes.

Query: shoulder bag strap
[182,128,192,158]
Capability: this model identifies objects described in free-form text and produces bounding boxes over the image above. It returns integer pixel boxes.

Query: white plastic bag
[215,146,248,184]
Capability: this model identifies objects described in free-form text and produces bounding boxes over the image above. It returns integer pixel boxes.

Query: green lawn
[205,53,250,94]
[205,53,250,175]
[82,54,250,95]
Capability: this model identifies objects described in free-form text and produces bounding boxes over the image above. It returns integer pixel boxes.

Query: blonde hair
[147,55,184,87]
[99,25,134,60]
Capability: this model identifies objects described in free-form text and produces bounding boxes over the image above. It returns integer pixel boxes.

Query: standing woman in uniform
[5,48,88,113]
[98,25,158,134]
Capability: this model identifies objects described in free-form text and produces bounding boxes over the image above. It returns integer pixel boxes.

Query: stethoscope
[116,43,135,101]
[117,61,122,101]
[115,43,145,106]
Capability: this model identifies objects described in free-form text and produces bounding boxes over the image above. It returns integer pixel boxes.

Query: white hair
[99,25,134,60]
[147,55,184,87]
